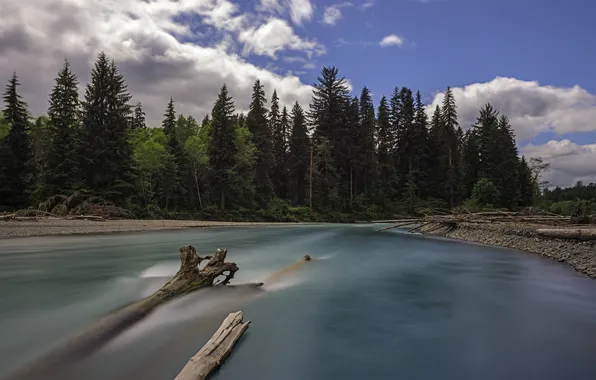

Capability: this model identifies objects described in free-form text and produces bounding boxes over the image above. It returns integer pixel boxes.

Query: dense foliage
[0,53,578,220]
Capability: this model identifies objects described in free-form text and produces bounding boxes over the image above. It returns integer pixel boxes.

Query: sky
[0,0,595,187]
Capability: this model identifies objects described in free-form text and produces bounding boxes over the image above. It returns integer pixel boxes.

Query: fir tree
[0,73,31,209]
[208,84,237,210]
[44,61,81,197]
[288,102,309,205]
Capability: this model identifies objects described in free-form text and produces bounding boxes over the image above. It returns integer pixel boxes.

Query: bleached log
[174,311,250,380]
[536,228,596,241]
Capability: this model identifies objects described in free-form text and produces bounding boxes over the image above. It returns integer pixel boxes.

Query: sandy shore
[422,222,596,278]
[0,218,299,239]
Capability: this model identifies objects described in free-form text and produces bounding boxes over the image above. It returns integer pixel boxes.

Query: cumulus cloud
[322,2,352,26]
[427,77,596,141]
[379,34,404,47]
[239,18,324,59]
[522,140,596,187]
[0,0,318,126]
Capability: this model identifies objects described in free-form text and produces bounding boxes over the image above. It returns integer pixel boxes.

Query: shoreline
[0,219,304,239]
[420,221,596,278]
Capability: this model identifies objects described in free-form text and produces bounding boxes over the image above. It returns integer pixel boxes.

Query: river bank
[420,221,596,278]
[0,218,301,239]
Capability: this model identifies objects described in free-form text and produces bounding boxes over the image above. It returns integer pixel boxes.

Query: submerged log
[5,245,259,380]
[174,311,250,380]
[536,228,596,241]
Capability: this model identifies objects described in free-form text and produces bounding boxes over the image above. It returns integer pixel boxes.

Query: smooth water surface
[1,225,596,379]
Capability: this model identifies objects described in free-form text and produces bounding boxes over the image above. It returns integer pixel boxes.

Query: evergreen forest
[1,53,590,221]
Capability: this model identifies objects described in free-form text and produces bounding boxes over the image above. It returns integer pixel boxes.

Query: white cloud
[239,18,324,59]
[322,2,352,26]
[360,0,375,9]
[427,77,596,141]
[0,0,318,126]
[522,140,596,187]
[379,34,404,47]
[286,0,315,25]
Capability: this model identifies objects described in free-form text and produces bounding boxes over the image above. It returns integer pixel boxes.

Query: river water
[1,224,596,380]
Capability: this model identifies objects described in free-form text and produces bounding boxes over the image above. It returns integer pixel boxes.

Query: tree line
[0,53,551,220]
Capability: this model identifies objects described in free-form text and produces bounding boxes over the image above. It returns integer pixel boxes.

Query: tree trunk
[5,246,261,380]
[174,311,250,380]
[193,166,203,211]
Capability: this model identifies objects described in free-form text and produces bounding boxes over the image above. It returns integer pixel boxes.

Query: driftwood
[537,228,596,241]
[5,245,261,380]
[174,311,250,380]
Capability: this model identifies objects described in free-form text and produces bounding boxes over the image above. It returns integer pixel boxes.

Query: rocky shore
[0,218,298,239]
[421,221,596,278]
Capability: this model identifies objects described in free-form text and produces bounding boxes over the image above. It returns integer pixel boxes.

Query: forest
[0,52,591,221]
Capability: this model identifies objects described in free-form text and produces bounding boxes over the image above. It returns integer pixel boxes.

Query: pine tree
[246,80,274,206]
[208,84,237,210]
[441,86,462,207]
[79,53,134,202]
[496,115,520,207]
[132,102,146,129]
[412,91,430,197]
[44,61,81,197]
[395,87,416,196]
[288,102,309,205]
[0,73,31,209]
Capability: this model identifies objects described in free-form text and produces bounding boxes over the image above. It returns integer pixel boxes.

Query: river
[1,224,596,380]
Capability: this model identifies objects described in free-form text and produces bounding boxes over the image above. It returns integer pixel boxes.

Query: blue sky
[3,0,596,186]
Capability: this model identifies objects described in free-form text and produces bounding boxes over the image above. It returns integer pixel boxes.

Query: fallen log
[174,311,250,380]
[536,228,596,241]
[5,245,260,380]
[376,220,420,232]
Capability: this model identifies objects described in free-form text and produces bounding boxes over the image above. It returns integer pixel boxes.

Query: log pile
[377,210,596,241]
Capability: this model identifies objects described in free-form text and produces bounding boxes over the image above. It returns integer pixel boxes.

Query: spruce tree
[208,84,237,210]
[518,156,534,207]
[0,73,31,210]
[288,102,309,205]
[496,115,520,207]
[441,87,462,207]
[412,91,430,197]
[44,61,81,197]
[246,80,274,206]
[79,53,134,202]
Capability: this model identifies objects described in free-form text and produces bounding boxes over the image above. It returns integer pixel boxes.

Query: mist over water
[1,225,596,380]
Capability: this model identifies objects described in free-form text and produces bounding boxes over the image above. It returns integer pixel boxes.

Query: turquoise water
[1,225,596,379]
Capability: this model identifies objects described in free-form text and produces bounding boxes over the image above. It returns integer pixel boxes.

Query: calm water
[1,225,596,380]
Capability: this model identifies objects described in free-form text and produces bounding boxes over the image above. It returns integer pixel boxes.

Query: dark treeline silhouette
[0,53,563,221]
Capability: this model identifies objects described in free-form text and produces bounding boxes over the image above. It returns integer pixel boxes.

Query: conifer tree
[246,80,274,206]
[309,66,350,209]
[0,73,31,209]
[518,156,534,207]
[79,53,134,202]
[208,84,237,210]
[375,96,398,206]
[359,87,377,197]
[132,102,146,129]
[44,61,81,197]
[288,102,309,205]
[159,97,181,210]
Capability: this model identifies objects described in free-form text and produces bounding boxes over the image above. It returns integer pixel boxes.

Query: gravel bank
[0,219,299,239]
[423,222,596,278]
